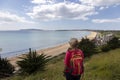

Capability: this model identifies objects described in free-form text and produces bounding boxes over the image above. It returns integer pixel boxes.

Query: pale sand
[8,31,97,70]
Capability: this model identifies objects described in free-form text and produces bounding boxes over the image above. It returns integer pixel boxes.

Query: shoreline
[8,31,97,70]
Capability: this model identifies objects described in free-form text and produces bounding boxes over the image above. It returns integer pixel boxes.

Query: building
[94,33,114,46]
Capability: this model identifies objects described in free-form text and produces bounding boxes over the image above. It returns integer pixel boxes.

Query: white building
[94,33,114,46]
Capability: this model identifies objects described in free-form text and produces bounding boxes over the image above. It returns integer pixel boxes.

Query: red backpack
[70,49,83,75]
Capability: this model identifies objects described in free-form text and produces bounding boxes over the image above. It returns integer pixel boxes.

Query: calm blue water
[0,31,90,58]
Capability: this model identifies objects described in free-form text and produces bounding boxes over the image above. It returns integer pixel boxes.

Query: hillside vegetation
[8,48,120,80]
[100,31,120,38]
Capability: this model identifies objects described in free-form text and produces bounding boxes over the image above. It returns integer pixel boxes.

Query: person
[64,38,84,80]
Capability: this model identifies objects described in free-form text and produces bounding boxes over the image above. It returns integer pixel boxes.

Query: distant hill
[19,29,44,31]
[0,29,120,32]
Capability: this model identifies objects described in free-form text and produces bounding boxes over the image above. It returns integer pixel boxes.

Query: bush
[117,38,120,48]
[0,56,14,78]
[108,37,120,49]
[101,44,110,52]
[17,48,51,74]
[77,38,97,57]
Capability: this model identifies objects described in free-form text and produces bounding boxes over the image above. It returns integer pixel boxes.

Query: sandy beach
[8,31,97,70]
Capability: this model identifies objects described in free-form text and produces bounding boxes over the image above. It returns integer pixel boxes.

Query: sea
[0,30,90,58]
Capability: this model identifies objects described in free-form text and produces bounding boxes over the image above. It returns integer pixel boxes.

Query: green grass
[84,48,120,80]
[100,31,120,38]
[7,48,120,80]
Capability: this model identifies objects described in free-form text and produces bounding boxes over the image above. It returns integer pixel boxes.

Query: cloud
[31,0,55,4]
[80,0,120,7]
[92,18,120,23]
[27,2,97,21]
[0,11,34,24]
[27,0,120,21]
[99,7,104,10]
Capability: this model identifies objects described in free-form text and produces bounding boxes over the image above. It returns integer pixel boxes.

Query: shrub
[108,37,120,49]
[118,38,120,48]
[0,56,14,78]
[101,44,110,52]
[77,38,97,57]
[17,48,51,74]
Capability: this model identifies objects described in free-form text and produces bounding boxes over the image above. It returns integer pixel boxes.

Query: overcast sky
[0,0,120,30]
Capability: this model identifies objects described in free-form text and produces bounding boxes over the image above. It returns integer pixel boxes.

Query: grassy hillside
[84,49,120,80]
[100,31,120,38]
[8,48,120,80]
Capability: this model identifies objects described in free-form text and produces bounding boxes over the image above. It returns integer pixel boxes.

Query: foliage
[77,38,97,57]
[17,48,51,74]
[107,37,120,49]
[119,39,120,48]
[0,56,14,78]
[101,44,110,52]
[100,31,120,38]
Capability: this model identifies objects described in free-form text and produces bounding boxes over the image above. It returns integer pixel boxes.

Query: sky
[0,0,120,30]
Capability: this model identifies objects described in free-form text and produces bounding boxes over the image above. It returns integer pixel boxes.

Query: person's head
[69,38,78,48]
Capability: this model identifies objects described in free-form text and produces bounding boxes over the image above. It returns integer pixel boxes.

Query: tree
[101,44,110,52]
[0,56,14,78]
[17,48,51,74]
[78,38,97,57]
[108,37,120,49]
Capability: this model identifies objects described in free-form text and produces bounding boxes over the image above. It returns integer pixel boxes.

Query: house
[93,33,114,46]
